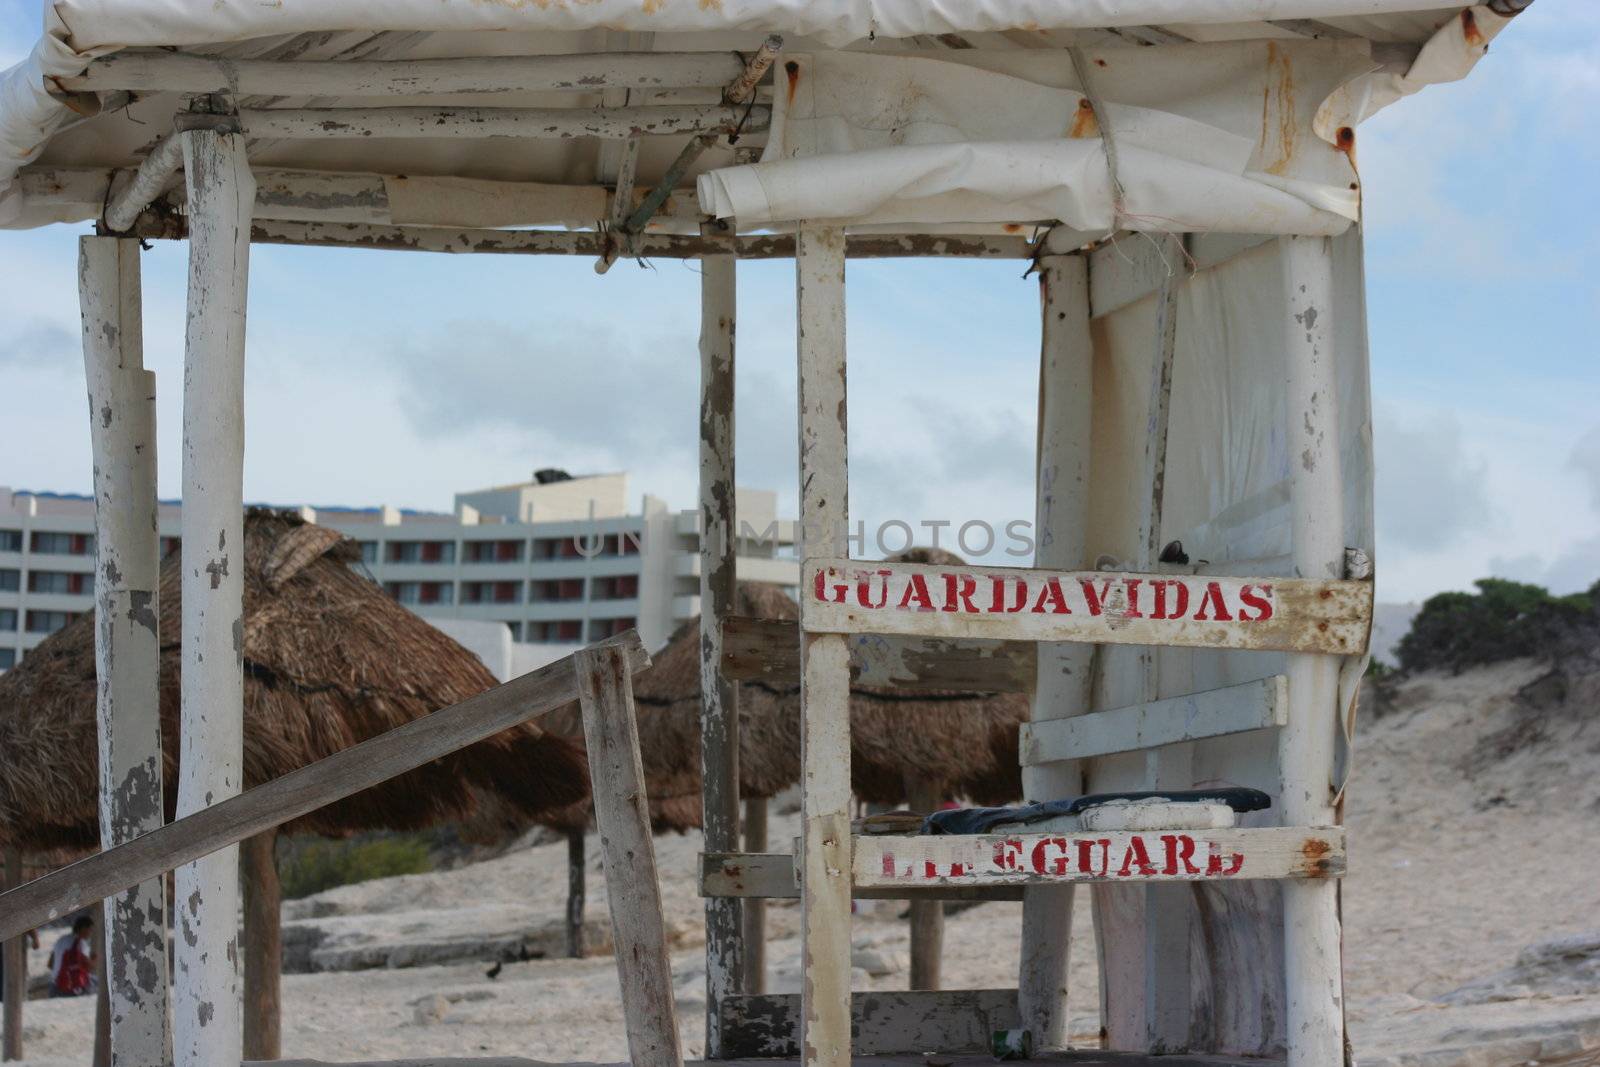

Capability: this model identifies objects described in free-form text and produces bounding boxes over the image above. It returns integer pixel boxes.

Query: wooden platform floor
[259,1051,1283,1067]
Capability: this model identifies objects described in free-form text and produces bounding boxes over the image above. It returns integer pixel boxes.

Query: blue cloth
[923,788,1272,835]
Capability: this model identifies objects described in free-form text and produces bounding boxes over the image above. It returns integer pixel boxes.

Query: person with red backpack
[48,915,96,997]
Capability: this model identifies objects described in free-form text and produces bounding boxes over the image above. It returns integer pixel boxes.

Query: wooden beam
[722,616,1036,693]
[0,634,650,944]
[78,235,172,1065]
[241,830,281,1062]
[1019,250,1092,1046]
[565,829,586,959]
[236,104,765,141]
[103,133,185,233]
[1,849,23,1062]
[741,798,768,995]
[1279,234,1347,1067]
[699,226,744,1056]
[854,828,1345,889]
[719,989,1020,1059]
[575,644,683,1067]
[699,853,1023,902]
[802,559,1373,655]
[63,50,751,97]
[795,221,854,1067]
[905,779,945,992]
[1020,676,1289,766]
[176,117,254,1067]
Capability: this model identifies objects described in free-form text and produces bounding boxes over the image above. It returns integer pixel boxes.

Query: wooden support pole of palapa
[741,793,768,996]
[905,778,945,992]
[575,644,683,1067]
[565,829,586,959]
[242,831,282,1062]
[699,222,744,1054]
[79,233,173,1067]
[175,108,254,1067]
[0,635,650,945]
[795,221,853,1067]
[2,849,24,1061]
[1279,234,1347,1067]
[1017,246,1094,1049]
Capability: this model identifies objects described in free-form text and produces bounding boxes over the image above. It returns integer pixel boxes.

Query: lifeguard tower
[0,3,1528,1066]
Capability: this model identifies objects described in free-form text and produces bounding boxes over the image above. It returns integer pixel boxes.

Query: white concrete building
[0,471,797,672]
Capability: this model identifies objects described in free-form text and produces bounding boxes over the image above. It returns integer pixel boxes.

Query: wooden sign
[800,558,1371,655]
[852,827,1344,888]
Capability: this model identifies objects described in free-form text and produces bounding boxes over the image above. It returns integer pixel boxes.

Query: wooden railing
[0,632,649,944]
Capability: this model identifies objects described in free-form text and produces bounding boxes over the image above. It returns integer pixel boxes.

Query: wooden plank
[723,616,1036,692]
[905,779,945,991]
[1,849,23,1061]
[720,989,1020,1058]
[699,229,744,1055]
[801,559,1372,656]
[742,798,769,995]
[1279,234,1347,1067]
[795,221,854,1067]
[176,120,255,1067]
[1020,677,1288,766]
[699,854,1023,903]
[236,104,764,140]
[1020,250,1093,1045]
[576,644,683,1067]
[78,235,172,1066]
[63,50,750,96]
[241,830,281,1061]
[0,634,650,945]
[853,828,1345,889]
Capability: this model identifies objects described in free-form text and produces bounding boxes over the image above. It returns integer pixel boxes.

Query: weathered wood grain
[699,854,1023,903]
[853,828,1345,889]
[236,105,764,141]
[0,634,648,945]
[720,989,1021,1058]
[722,617,1036,693]
[1019,677,1288,767]
[801,559,1372,656]
[576,644,683,1067]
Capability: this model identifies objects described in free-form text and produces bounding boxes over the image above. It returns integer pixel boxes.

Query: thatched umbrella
[0,509,589,1059]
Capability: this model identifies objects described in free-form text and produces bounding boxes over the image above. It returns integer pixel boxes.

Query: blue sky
[0,3,1594,605]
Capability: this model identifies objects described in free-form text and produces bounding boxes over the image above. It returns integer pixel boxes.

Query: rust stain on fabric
[784,60,800,105]
[1259,43,1298,176]
[1460,8,1485,47]
[1069,98,1099,139]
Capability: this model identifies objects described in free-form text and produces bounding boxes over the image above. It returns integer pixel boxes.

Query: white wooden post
[1018,250,1092,1047]
[79,235,172,1067]
[1279,234,1346,1067]
[575,644,684,1067]
[795,222,853,1067]
[1138,234,1193,1052]
[175,111,254,1067]
[699,224,745,1055]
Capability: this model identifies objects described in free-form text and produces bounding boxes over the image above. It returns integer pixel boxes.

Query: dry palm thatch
[566,549,1029,825]
[0,509,589,853]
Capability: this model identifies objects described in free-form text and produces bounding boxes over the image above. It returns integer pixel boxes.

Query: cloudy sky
[0,4,1594,605]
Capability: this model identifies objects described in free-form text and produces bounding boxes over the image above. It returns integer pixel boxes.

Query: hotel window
[28,571,91,595]
[527,619,583,643]
[0,609,16,631]
[462,581,523,604]
[0,648,14,670]
[0,569,17,592]
[592,574,638,600]
[387,540,456,564]
[533,537,583,560]
[0,530,20,552]
[26,610,79,634]
[587,616,636,641]
[464,539,525,563]
[30,531,94,556]
[530,578,585,602]
[358,541,378,564]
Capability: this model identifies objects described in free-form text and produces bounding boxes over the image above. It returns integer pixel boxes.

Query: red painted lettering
[1161,834,1200,876]
[1193,580,1234,621]
[1030,838,1071,876]
[941,572,979,613]
[813,569,849,604]
[1122,577,1145,618]
[1076,838,1112,877]
[1116,836,1158,878]
[1205,843,1245,876]
[987,576,1027,613]
[1152,579,1191,620]
[1238,583,1275,621]
[855,569,892,609]
[993,839,1024,871]
[1030,577,1071,615]
[898,574,935,611]
[1079,578,1115,616]
[882,853,896,877]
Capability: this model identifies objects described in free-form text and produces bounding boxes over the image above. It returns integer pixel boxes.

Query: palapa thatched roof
[0,510,589,853]
[558,548,1030,824]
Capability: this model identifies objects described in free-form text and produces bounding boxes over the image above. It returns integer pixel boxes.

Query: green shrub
[278,834,435,899]
[1395,577,1595,674]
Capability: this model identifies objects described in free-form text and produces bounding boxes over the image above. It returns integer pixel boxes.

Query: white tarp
[0,1,1516,231]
